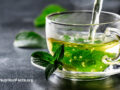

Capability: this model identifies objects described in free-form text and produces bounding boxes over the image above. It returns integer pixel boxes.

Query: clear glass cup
[45,10,120,81]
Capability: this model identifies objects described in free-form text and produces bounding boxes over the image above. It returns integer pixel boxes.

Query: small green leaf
[14,31,47,48]
[31,51,53,67]
[45,64,55,80]
[45,45,64,80]
[45,61,61,80]
[31,58,50,67]
[34,4,66,27]
[53,44,64,61]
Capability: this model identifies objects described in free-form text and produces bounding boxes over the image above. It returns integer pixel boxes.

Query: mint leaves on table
[34,4,66,27]
[14,31,46,48]
[31,44,64,80]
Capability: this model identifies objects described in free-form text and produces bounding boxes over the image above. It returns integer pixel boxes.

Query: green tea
[47,37,119,72]
[88,0,104,42]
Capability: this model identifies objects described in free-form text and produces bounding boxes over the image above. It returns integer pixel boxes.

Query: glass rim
[46,10,120,26]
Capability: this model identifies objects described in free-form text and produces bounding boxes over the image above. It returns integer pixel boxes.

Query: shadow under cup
[46,10,120,80]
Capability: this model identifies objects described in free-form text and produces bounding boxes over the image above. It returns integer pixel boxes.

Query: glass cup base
[54,65,120,81]
[54,70,109,81]
[31,60,120,81]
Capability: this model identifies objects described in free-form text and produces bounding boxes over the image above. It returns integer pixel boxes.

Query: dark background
[1,0,120,29]
[0,0,120,90]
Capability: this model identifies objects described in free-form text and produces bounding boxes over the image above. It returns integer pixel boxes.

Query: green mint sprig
[31,44,64,80]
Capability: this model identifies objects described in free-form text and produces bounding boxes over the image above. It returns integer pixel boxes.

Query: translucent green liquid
[47,38,119,72]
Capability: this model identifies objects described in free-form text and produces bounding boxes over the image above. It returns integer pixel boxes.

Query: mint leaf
[45,60,62,80]
[34,4,66,27]
[32,58,50,67]
[53,44,64,61]
[45,44,64,80]
[45,64,57,80]
[14,31,47,48]
[31,51,53,67]
[31,44,64,80]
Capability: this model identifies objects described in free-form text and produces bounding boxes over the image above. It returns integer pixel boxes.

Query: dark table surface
[0,0,120,90]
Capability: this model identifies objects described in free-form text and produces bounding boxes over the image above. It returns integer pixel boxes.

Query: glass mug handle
[102,27,120,65]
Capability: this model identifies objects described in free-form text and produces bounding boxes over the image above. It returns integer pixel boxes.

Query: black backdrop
[0,0,120,28]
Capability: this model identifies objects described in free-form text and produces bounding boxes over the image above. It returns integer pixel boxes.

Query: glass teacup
[46,10,120,80]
